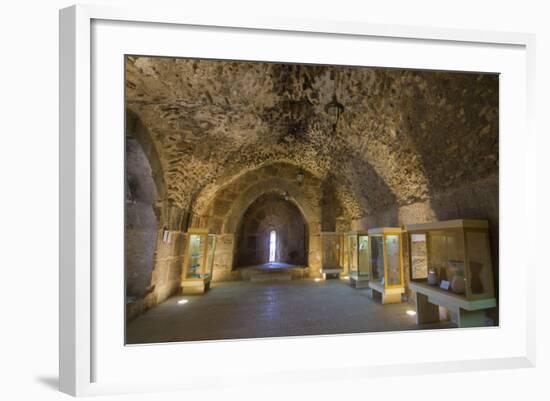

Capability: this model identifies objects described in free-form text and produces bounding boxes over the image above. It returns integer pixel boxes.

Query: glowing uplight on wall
[406,310,416,316]
[178,299,189,305]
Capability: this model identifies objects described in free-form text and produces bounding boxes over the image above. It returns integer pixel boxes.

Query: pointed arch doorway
[234,192,307,270]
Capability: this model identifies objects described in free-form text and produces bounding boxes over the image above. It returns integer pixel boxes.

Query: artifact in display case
[347,232,370,288]
[406,219,496,327]
[367,227,404,304]
[320,232,345,278]
[181,228,217,294]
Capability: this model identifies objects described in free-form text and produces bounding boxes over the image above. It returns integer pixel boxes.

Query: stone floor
[241,262,305,270]
[126,279,456,344]
[237,262,306,281]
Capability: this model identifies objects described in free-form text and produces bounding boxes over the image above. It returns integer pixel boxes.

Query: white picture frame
[59,4,536,397]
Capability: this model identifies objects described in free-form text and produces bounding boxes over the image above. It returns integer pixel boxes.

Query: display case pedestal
[320,232,345,279]
[368,281,404,304]
[349,272,369,288]
[410,282,496,327]
[181,278,211,295]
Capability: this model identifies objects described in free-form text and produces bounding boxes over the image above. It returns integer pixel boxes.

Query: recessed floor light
[406,310,416,316]
[178,299,189,305]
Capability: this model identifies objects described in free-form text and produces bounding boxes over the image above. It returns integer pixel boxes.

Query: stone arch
[220,178,322,275]
[125,128,159,300]
[222,178,320,234]
[125,109,189,321]
[234,192,308,267]
[126,109,166,201]
[192,159,364,221]
[192,160,315,217]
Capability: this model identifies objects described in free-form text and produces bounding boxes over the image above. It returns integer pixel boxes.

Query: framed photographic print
[59,4,536,397]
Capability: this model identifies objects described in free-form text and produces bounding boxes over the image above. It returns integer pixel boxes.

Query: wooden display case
[181,228,216,294]
[367,227,404,303]
[320,232,345,278]
[347,231,370,288]
[406,219,496,327]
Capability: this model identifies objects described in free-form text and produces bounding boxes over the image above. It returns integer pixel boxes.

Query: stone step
[249,271,292,282]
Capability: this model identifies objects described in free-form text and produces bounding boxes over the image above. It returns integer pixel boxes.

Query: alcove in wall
[234,193,307,267]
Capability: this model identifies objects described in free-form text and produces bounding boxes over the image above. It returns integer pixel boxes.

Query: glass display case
[347,232,370,288]
[407,220,495,300]
[320,232,345,278]
[406,220,496,327]
[181,229,217,294]
[367,227,404,303]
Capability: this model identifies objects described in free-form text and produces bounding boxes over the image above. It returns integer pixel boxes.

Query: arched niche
[234,193,308,268]
[125,109,187,318]
[125,134,158,300]
[222,178,320,235]
[218,179,322,276]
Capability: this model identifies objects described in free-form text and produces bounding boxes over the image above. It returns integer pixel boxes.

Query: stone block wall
[126,201,188,322]
[212,234,238,281]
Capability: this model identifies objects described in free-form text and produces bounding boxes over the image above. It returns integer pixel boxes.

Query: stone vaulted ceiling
[125,56,498,220]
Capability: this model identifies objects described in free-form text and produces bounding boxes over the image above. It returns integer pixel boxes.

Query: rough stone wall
[211,234,237,281]
[351,175,498,250]
[235,193,307,267]
[125,136,158,299]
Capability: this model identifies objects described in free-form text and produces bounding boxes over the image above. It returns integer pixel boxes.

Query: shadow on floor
[35,376,58,391]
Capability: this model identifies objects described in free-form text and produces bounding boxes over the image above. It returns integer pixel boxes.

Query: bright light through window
[269,230,276,262]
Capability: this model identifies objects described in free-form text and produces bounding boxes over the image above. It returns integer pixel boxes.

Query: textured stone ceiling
[126,56,498,218]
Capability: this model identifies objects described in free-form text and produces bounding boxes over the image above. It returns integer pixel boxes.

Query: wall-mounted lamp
[296,171,305,186]
[325,94,345,133]
[283,191,290,201]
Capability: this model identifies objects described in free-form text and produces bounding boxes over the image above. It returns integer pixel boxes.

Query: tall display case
[181,228,217,294]
[320,232,345,278]
[406,220,496,327]
[367,227,404,303]
[347,232,370,288]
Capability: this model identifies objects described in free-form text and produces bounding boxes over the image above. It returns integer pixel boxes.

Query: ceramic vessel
[427,269,438,285]
[451,273,466,294]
